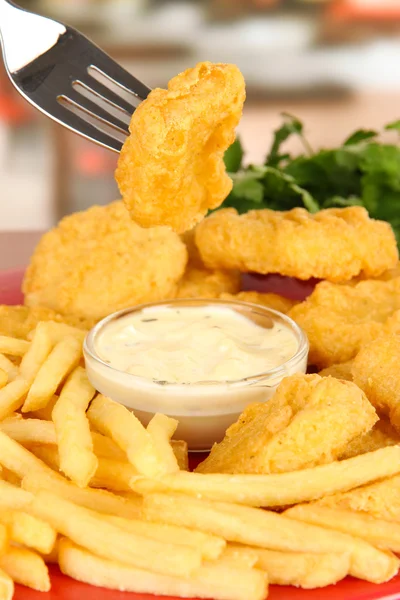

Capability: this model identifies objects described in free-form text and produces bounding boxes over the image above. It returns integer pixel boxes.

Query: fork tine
[59,88,130,136]
[75,74,136,118]
[88,53,151,100]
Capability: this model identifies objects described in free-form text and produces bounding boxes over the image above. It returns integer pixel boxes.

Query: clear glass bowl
[84,298,309,451]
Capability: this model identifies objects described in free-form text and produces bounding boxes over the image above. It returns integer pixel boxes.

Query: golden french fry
[0,370,7,390]
[87,395,164,477]
[22,471,142,519]
[41,537,60,564]
[285,504,400,553]
[0,417,57,444]
[58,538,268,600]
[0,567,14,600]
[28,446,60,471]
[0,378,30,421]
[0,546,50,592]
[29,395,58,421]
[171,440,188,471]
[0,480,33,511]
[29,490,202,578]
[19,322,53,384]
[22,336,82,413]
[1,468,20,487]
[253,547,350,588]
[147,414,179,473]
[0,336,29,357]
[132,446,400,507]
[221,545,259,569]
[104,514,225,561]
[52,367,97,487]
[0,525,8,556]
[0,510,56,554]
[31,321,86,345]
[0,355,18,381]
[0,431,55,479]
[142,493,399,583]
[91,432,126,460]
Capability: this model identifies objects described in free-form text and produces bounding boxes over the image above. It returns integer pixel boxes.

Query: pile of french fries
[0,320,400,599]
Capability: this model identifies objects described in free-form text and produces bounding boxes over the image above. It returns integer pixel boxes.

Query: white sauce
[94,305,299,384]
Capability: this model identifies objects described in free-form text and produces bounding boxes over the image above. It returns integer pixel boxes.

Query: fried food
[195,206,398,281]
[220,291,297,314]
[181,229,204,268]
[319,360,354,381]
[339,419,400,460]
[116,62,246,233]
[23,201,187,321]
[352,335,400,433]
[196,374,376,475]
[0,305,91,340]
[289,277,400,368]
[175,266,240,299]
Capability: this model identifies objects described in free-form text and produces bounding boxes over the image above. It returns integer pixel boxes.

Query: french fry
[1,468,20,487]
[0,336,29,357]
[87,395,165,477]
[0,431,55,479]
[0,525,9,557]
[29,395,58,421]
[29,490,202,578]
[0,355,18,381]
[19,322,53,383]
[22,336,82,413]
[171,440,189,471]
[52,367,97,487]
[58,538,268,600]
[0,510,56,554]
[131,446,400,507]
[0,370,7,390]
[22,471,142,519]
[91,432,126,460]
[0,378,30,421]
[285,504,400,553]
[221,545,259,569]
[0,546,50,592]
[41,537,60,564]
[147,414,179,473]
[0,480,33,511]
[103,514,225,560]
[0,567,14,600]
[253,547,350,588]
[142,493,399,583]
[30,321,86,345]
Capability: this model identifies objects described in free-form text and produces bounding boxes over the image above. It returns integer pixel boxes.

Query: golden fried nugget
[195,207,398,281]
[319,361,354,381]
[23,202,187,321]
[352,335,400,433]
[316,474,400,522]
[0,306,91,340]
[196,374,377,475]
[175,267,240,299]
[289,277,400,368]
[220,291,297,315]
[181,229,204,268]
[339,419,400,460]
[116,62,246,233]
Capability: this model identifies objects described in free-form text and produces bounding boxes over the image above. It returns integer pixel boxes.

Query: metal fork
[0,0,151,152]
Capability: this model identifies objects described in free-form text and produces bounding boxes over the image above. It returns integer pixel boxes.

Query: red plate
[2,268,400,600]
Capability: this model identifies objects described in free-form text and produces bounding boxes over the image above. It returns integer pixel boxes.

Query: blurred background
[1,0,400,230]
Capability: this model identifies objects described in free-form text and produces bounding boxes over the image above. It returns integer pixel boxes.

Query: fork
[0,0,151,152]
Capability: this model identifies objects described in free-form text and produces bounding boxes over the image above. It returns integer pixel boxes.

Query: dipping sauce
[84,299,308,450]
[94,305,299,384]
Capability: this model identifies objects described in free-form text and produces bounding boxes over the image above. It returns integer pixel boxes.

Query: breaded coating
[181,229,204,268]
[289,278,400,368]
[23,201,187,321]
[196,374,377,475]
[220,291,297,315]
[316,474,400,522]
[175,266,240,299]
[195,207,398,281]
[116,62,246,233]
[0,305,91,339]
[319,361,354,381]
[339,419,400,460]
[352,335,400,433]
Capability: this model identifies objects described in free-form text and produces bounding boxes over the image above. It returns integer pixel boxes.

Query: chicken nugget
[220,291,297,315]
[195,206,398,281]
[352,335,400,433]
[0,306,91,340]
[175,266,240,299]
[289,278,400,368]
[196,374,377,475]
[23,202,187,321]
[319,361,354,381]
[339,419,400,461]
[116,62,246,233]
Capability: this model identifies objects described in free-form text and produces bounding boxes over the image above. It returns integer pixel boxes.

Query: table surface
[0,231,42,271]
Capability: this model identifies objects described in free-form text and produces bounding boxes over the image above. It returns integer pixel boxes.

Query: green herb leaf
[224,137,244,173]
[343,129,378,146]
[385,120,400,132]
[266,113,309,168]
